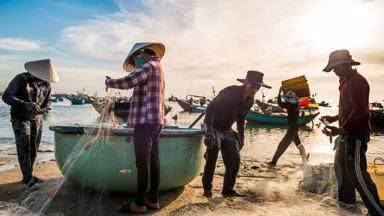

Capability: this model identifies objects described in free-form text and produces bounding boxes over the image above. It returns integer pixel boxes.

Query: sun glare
[296,0,379,52]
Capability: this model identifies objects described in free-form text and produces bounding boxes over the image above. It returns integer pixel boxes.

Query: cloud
[54,0,384,98]
[0,37,41,51]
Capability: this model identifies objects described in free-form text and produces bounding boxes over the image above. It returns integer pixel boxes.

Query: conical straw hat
[24,59,59,83]
[123,42,165,72]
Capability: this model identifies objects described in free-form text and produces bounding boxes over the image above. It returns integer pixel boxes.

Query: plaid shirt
[106,58,165,126]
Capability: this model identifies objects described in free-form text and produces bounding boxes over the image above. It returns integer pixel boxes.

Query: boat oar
[188,112,205,128]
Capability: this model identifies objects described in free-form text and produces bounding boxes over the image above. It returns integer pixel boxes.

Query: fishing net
[0,92,373,216]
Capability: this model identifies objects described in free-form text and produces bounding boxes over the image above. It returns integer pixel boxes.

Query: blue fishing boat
[70,98,84,105]
[50,97,59,103]
[246,110,319,125]
[176,99,206,113]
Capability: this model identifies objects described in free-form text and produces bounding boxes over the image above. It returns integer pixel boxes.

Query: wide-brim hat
[323,49,360,72]
[282,91,299,104]
[123,42,165,72]
[237,70,271,89]
[24,59,59,83]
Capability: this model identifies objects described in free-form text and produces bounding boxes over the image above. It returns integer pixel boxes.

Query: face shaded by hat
[323,49,360,72]
[282,91,299,104]
[123,42,165,72]
[237,71,271,89]
[24,59,59,83]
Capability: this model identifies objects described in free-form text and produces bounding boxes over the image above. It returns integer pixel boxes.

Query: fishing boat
[91,99,172,121]
[255,100,284,113]
[176,99,206,113]
[50,125,205,193]
[318,101,331,107]
[50,97,59,103]
[91,99,130,120]
[70,98,84,105]
[168,95,178,102]
[246,110,319,125]
[371,109,384,127]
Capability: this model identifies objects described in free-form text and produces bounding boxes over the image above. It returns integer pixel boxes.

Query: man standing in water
[2,59,58,188]
[202,71,271,198]
[105,42,165,214]
[321,49,384,215]
[267,88,309,166]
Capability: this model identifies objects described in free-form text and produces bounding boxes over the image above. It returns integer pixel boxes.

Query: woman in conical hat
[2,59,58,188]
[105,42,165,214]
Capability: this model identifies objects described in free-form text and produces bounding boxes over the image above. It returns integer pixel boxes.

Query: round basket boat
[50,125,205,193]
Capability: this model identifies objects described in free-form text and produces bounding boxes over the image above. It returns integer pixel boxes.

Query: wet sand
[0,157,365,216]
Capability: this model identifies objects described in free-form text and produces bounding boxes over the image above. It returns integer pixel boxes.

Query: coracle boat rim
[49,125,203,137]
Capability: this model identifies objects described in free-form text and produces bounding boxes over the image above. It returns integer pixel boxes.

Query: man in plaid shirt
[105,42,165,214]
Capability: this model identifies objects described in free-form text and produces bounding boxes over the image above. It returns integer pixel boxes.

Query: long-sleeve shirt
[277,93,299,130]
[338,70,371,133]
[2,72,51,120]
[204,85,254,144]
[106,58,165,126]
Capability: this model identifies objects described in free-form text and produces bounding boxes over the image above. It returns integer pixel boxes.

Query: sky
[0,0,383,103]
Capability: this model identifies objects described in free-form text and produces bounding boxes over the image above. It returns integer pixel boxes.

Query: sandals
[145,200,160,210]
[119,202,146,214]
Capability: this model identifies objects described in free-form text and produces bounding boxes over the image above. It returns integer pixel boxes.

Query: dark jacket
[338,70,371,133]
[2,73,51,120]
[204,85,254,144]
[277,93,299,130]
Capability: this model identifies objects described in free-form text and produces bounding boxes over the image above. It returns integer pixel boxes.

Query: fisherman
[320,49,384,215]
[202,71,271,198]
[199,97,207,107]
[2,59,58,188]
[105,42,165,214]
[267,88,309,166]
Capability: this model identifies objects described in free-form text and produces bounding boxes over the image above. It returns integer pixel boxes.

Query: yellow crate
[282,82,309,91]
[282,75,307,87]
[368,158,384,204]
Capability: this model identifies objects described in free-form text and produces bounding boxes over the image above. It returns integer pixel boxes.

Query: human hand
[322,126,341,137]
[319,116,336,125]
[105,76,111,92]
[24,102,41,114]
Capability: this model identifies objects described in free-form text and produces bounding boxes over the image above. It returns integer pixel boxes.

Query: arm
[277,87,288,109]
[106,63,151,90]
[40,85,52,112]
[2,75,24,106]
[204,100,216,130]
[236,115,245,148]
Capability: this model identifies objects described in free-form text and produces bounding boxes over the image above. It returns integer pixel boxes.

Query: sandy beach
[0,155,366,216]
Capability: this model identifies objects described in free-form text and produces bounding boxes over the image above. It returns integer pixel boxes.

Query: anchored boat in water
[246,110,319,125]
[50,125,205,193]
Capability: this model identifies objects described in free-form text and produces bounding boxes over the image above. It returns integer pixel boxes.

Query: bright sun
[296,0,379,52]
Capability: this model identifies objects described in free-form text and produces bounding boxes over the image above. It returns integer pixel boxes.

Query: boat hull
[51,126,205,193]
[246,111,319,125]
[371,110,384,127]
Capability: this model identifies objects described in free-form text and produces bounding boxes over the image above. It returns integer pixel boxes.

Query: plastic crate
[282,75,307,87]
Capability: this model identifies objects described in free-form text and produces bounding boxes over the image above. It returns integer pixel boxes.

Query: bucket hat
[237,71,271,89]
[323,49,360,72]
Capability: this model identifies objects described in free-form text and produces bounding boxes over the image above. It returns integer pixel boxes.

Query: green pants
[11,117,43,183]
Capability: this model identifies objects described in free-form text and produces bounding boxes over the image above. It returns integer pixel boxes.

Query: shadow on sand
[0,177,185,216]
